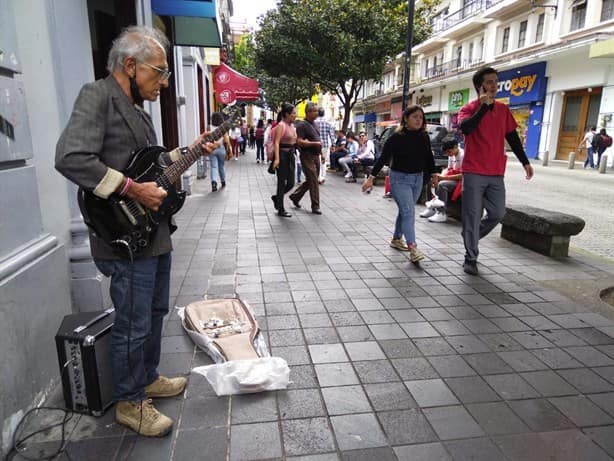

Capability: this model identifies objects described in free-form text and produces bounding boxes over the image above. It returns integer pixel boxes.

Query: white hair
[106,25,170,73]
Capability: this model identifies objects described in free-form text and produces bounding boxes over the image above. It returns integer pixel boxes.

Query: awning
[153,0,222,48]
[213,63,259,104]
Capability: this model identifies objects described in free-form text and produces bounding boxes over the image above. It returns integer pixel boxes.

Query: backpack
[265,123,287,161]
[591,134,601,150]
[603,134,613,148]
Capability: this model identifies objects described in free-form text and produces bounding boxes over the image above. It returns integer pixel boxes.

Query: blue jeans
[95,253,171,402]
[210,147,226,183]
[389,170,423,246]
[584,147,594,168]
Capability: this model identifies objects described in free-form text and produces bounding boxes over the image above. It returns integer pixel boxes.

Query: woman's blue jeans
[389,170,424,246]
[210,147,226,183]
[95,253,171,402]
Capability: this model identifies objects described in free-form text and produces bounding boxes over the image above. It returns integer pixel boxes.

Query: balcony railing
[421,58,485,82]
[431,0,505,34]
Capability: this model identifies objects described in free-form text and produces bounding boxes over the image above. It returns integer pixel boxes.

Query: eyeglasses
[140,61,172,81]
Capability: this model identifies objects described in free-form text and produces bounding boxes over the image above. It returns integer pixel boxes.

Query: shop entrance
[556,88,601,161]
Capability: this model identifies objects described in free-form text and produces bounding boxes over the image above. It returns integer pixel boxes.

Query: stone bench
[500,205,585,257]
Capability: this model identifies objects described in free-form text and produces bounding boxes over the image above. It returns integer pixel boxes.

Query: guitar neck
[160,122,231,185]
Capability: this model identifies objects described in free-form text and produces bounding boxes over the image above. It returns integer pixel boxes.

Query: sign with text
[448,89,469,111]
[496,62,547,104]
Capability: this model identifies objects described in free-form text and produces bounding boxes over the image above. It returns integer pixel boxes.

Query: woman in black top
[362,105,436,262]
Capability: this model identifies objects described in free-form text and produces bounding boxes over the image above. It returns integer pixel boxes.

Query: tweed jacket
[56,75,172,260]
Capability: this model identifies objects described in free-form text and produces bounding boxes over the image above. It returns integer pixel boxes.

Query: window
[518,20,527,48]
[456,46,462,67]
[602,0,614,21]
[535,13,545,42]
[501,27,510,53]
[479,37,484,60]
[468,42,474,64]
[570,0,586,31]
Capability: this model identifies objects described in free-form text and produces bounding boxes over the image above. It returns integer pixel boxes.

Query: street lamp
[402,0,416,111]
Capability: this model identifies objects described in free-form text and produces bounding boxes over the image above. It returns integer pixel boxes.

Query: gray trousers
[435,180,458,210]
[461,173,506,263]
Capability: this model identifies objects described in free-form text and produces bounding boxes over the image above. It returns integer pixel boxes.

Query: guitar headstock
[222,103,243,127]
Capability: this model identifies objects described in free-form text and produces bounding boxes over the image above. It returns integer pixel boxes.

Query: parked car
[374,123,450,169]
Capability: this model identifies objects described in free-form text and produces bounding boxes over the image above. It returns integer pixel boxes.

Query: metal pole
[402,0,416,111]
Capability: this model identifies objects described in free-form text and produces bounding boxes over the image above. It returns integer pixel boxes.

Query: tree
[253,0,438,130]
[233,31,316,111]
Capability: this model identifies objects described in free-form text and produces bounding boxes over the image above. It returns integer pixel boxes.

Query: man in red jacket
[458,67,534,275]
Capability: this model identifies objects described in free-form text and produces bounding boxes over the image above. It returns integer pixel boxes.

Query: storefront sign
[416,95,433,107]
[375,100,391,112]
[448,89,469,111]
[497,62,547,105]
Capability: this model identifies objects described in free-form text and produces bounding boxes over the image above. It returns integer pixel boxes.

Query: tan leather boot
[145,375,187,398]
[115,399,173,437]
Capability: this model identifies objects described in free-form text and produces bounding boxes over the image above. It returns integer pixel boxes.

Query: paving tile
[595,366,614,385]
[466,402,530,435]
[446,335,491,354]
[389,309,425,323]
[308,343,348,363]
[400,322,440,338]
[444,437,507,461]
[445,376,500,403]
[269,329,306,347]
[394,442,452,461]
[231,392,278,424]
[314,363,359,387]
[377,409,438,445]
[484,373,540,400]
[322,385,372,415]
[540,329,588,347]
[427,355,476,377]
[557,367,614,394]
[414,337,457,356]
[531,347,583,369]
[114,434,173,461]
[588,392,614,418]
[378,339,422,358]
[520,370,578,397]
[477,332,524,352]
[344,341,386,361]
[363,382,417,411]
[272,345,311,365]
[446,306,483,320]
[330,311,364,327]
[548,314,591,329]
[494,429,613,461]
[288,365,319,389]
[230,422,282,461]
[353,359,400,384]
[330,413,388,451]
[507,398,575,431]
[490,316,531,332]
[418,308,455,321]
[368,324,408,340]
[569,328,614,345]
[431,320,471,336]
[497,350,548,372]
[518,315,560,330]
[281,418,336,457]
[584,425,614,458]
[464,352,514,375]
[549,395,614,427]
[405,378,459,407]
[509,331,554,349]
[180,396,229,430]
[565,346,614,367]
[392,358,438,380]
[337,325,374,342]
[304,327,340,345]
[340,447,398,461]
[278,388,326,419]
[423,405,484,440]
[461,318,502,334]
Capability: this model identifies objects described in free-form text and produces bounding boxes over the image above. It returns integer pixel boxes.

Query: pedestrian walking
[315,108,335,184]
[458,66,534,275]
[255,119,265,163]
[209,111,227,192]
[579,126,596,169]
[289,102,324,214]
[362,105,436,263]
[271,103,298,217]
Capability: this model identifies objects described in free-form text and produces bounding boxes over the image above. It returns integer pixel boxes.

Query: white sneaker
[482,209,488,219]
[430,198,445,208]
[344,172,352,178]
[424,199,434,209]
[420,208,436,218]
[428,211,447,223]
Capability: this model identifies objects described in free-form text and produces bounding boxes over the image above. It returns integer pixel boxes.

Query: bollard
[568,151,576,169]
[542,150,549,167]
[599,154,608,174]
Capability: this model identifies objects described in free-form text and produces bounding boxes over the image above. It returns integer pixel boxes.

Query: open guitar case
[177,298,289,395]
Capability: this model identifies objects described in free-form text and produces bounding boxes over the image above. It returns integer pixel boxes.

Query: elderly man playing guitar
[56,26,218,437]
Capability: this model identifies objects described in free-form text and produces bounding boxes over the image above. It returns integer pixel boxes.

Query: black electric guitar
[79,105,241,257]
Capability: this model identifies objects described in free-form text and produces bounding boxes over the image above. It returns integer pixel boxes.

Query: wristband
[119,177,132,196]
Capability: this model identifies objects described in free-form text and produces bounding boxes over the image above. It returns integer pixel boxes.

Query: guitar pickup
[118,200,138,226]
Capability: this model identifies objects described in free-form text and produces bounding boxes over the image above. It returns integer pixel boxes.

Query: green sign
[448,89,469,111]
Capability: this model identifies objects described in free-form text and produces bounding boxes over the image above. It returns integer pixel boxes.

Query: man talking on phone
[458,67,534,275]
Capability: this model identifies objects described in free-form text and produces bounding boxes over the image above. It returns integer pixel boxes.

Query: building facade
[0,0,228,453]
[353,0,614,164]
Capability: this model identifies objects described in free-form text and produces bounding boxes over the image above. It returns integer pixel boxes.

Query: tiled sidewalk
[35,152,614,460]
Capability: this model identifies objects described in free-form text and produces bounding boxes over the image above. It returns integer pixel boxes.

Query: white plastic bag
[192,357,290,396]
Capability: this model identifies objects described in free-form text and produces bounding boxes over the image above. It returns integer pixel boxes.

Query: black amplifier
[55,308,115,416]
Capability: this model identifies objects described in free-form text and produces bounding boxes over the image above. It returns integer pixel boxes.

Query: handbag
[267,161,276,175]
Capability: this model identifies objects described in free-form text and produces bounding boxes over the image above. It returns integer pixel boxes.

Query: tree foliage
[252,0,438,129]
